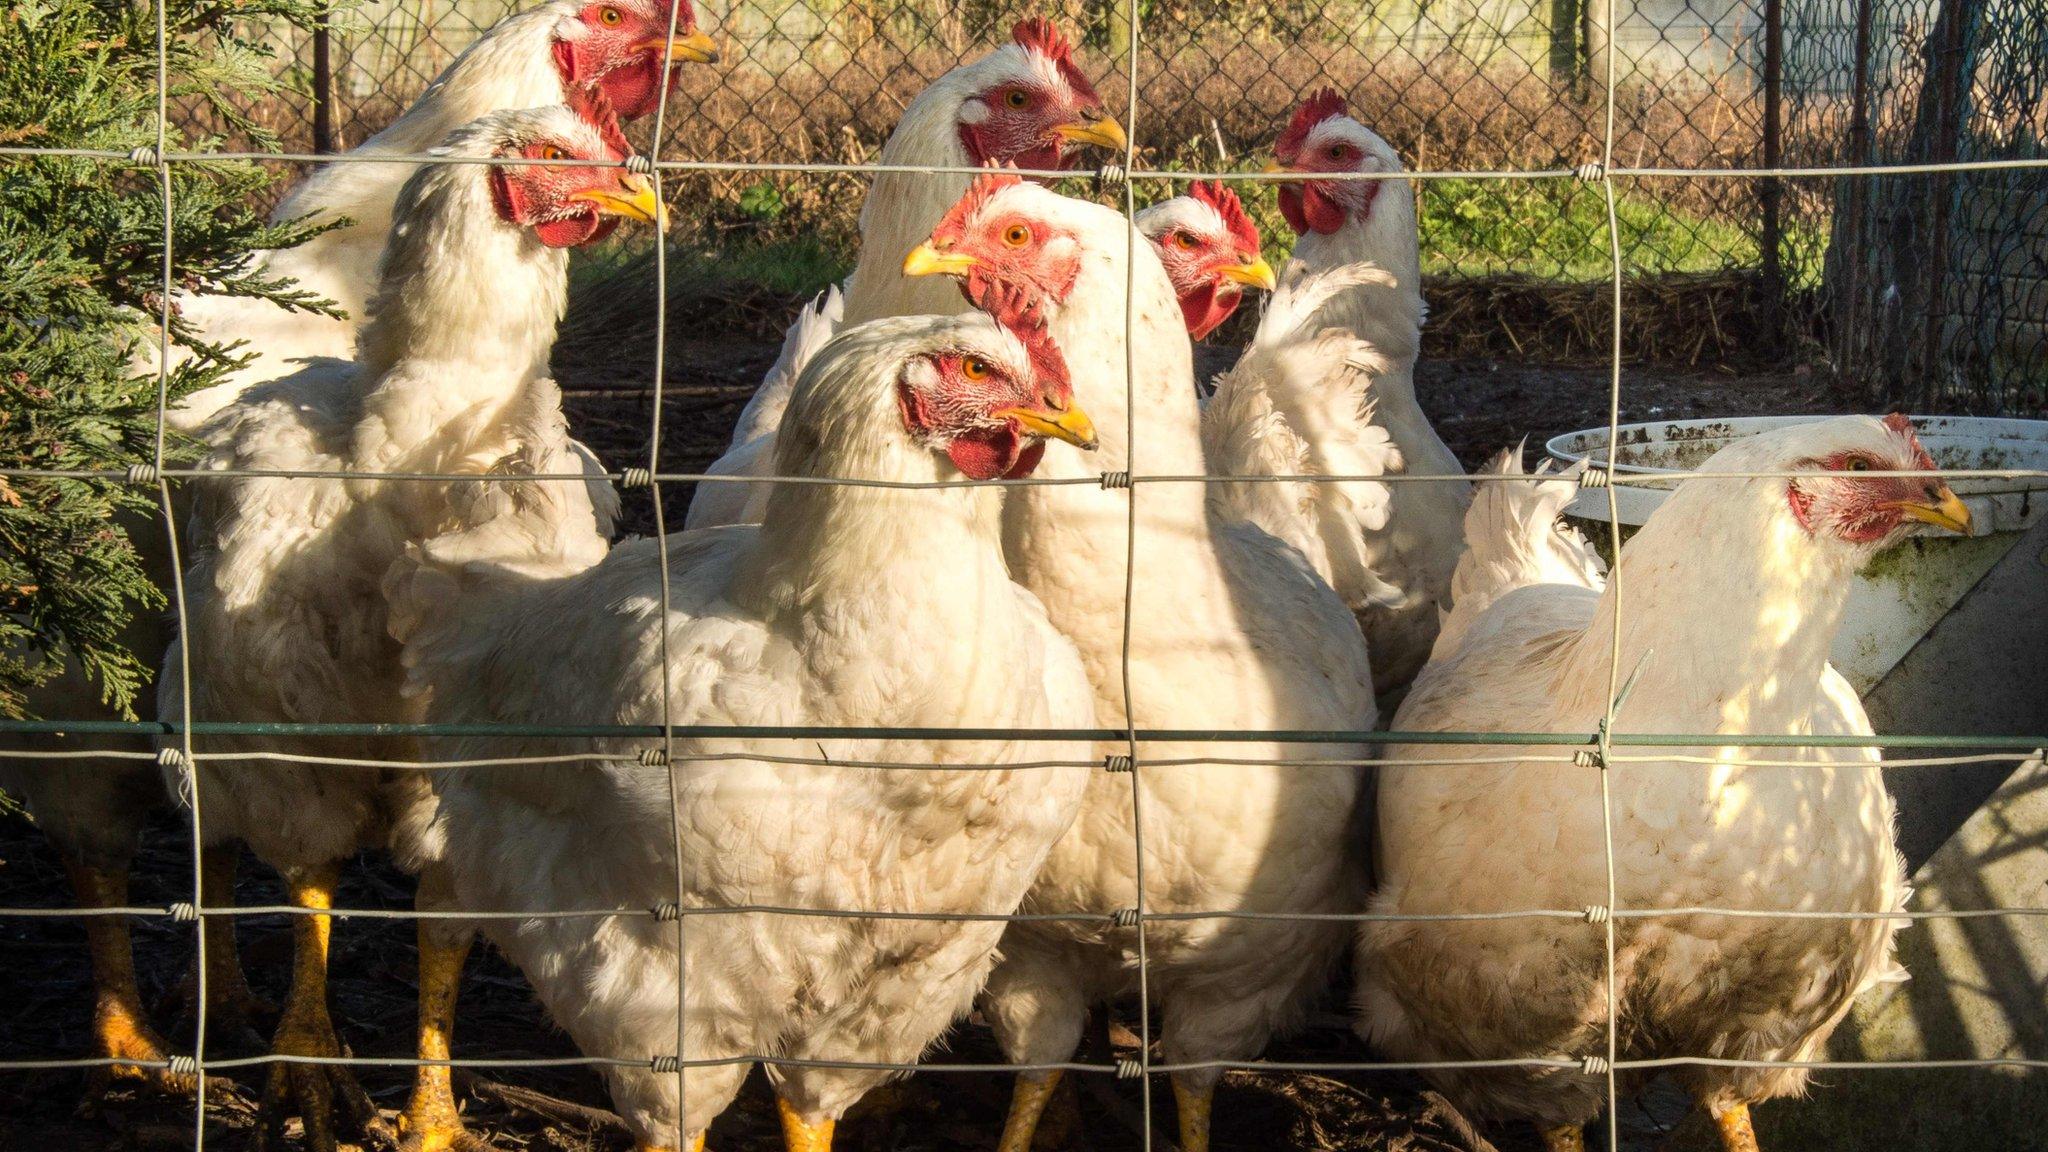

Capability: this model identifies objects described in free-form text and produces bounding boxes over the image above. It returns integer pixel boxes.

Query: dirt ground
[0,347,1861,1151]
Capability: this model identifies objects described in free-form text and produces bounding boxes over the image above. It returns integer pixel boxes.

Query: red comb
[1011,19,1100,107]
[1190,181,1261,256]
[1882,412,1937,469]
[1277,87,1348,160]
[932,172,1023,247]
[566,85,634,161]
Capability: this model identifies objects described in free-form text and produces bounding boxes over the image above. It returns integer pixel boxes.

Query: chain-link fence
[1805,0,2048,413]
[175,1,1837,366]
[4,0,2048,1150]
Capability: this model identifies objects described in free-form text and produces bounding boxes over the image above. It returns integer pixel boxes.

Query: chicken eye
[1005,89,1030,109]
[538,144,566,162]
[1327,144,1345,160]
[598,6,623,25]
[1002,224,1031,248]
[961,357,991,381]
[1174,231,1202,250]
[1845,457,1870,472]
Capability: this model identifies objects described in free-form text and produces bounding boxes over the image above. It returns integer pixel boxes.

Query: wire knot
[126,463,161,486]
[168,901,199,923]
[638,747,670,767]
[650,1055,681,1074]
[1095,160,1128,191]
[1582,904,1611,924]
[165,1055,199,1077]
[1109,907,1141,928]
[1572,748,1603,768]
[620,466,654,488]
[623,154,654,175]
[130,145,162,167]
[652,901,681,922]
[156,746,188,771]
[1577,466,1611,489]
[1098,471,1131,490]
[1580,1054,1611,1076]
[1573,160,1606,182]
[1103,753,1134,773]
[1115,1057,1144,1079]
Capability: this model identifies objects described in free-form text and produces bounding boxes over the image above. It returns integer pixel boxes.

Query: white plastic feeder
[1545,415,2048,693]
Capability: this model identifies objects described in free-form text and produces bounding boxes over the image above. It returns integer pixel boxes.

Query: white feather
[955,184,1379,1102]
[385,314,1096,1147]
[1357,416,1915,1130]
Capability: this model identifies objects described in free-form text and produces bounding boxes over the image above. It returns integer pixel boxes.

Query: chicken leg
[1713,1102,1762,1152]
[995,1070,1063,1152]
[165,843,275,1038]
[64,856,194,1096]
[1171,1072,1214,1152]
[397,928,490,1151]
[254,863,385,1152]
[1541,1124,1586,1152]
[777,1096,835,1152]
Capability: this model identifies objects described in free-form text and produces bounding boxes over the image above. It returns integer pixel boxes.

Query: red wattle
[532,210,614,249]
[599,57,667,120]
[947,427,1024,479]
[1003,440,1047,479]
[1302,182,1346,234]
[1278,185,1308,236]
[1179,284,1239,341]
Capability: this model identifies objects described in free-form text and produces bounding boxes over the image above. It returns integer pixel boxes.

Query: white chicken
[0,7,713,1101]
[1133,181,1276,342]
[689,182,1268,533]
[1357,415,1967,1152]
[899,175,1379,1152]
[380,312,1102,1152]
[163,0,715,427]
[688,19,1122,529]
[1210,90,1469,693]
[162,104,661,1152]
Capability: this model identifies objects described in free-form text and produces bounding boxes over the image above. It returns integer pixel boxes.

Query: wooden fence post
[1760,0,1785,340]
[311,5,335,155]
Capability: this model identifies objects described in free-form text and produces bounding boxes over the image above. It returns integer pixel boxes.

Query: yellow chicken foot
[1171,1073,1215,1152]
[65,856,195,1097]
[777,1096,836,1152]
[996,1070,1063,1152]
[1713,1102,1762,1152]
[397,929,492,1151]
[253,863,389,1152]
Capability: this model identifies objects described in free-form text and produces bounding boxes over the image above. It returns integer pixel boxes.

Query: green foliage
[0,0,332,720]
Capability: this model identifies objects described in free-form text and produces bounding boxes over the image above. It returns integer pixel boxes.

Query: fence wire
[1,0,2045,1150]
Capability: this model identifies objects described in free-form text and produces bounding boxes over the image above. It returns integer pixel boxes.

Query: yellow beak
[902,242,980,279]
[572,175,668,230]
[1895,487,1973,535]
[1054,115,1128,153]
[1219,256,1278,292]
[1262,159,1295,177]
[638,29,721,64]
[996,402,1099,452]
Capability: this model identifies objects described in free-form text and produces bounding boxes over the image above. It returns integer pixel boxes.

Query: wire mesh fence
[2,0,2047,1150]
